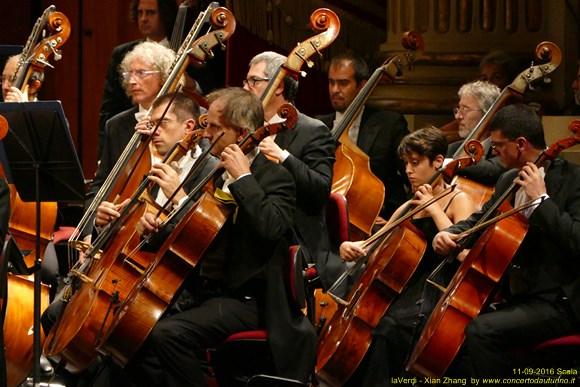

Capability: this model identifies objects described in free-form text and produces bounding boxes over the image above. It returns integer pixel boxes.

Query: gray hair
[458,80,501,112]
[118,41,176,96]
[249,51,298,102]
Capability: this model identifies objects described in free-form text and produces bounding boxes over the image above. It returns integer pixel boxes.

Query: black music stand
[0,100,84,386]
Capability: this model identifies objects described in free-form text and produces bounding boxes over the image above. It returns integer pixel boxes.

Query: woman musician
[341,127,476,385]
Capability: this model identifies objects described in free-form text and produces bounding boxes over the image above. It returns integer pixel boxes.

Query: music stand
[0,100,85,386]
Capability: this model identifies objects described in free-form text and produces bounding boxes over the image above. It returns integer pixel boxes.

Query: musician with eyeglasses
[98,0,178,161]
[242,51,340,294]
[80,41,177,244]
[446,80,507,186]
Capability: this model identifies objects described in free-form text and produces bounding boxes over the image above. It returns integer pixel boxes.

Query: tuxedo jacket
[447,139,506,186]
[98,39,141,160]
[274,113,343,290]
[446,158,580,320]
[223,153,316,383]
[318,106,410,218]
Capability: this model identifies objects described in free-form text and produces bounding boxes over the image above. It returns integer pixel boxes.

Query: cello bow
[331,31,424,240]
[316,140,483,386]
[449,41,561,210]
[406,119,580,379]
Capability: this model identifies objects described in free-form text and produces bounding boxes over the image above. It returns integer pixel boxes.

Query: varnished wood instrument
[331,31,424,240]
[316,143,483,386]
[450,41,562,209]
[406,120,580,379]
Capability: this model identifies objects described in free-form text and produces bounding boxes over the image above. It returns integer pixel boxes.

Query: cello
[406,120,580,379]
[316,141,484,386]
[70,4,234,254]
[3,5,70,268]
[331,31,424,240]
[96,104,298,366]
[448,41,561,210]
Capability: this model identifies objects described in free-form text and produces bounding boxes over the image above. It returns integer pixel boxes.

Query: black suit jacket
[223,153,316,383]
[97,40,141,161]
[0,176,10,253]
[447,139,506,186]
[446,159,580,320]
[274,113,343,290]
[318,106,410,218]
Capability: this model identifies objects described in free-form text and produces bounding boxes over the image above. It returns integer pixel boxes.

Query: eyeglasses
[453,106,482,116]
[242,76,269,88]
[490,140,514,149]
[146,118,177,130]
[122,70,160,81]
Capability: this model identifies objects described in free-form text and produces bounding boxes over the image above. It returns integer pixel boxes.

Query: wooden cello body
[96,105,298,365]
[407,120,580,378]
[407,213,527,378]
[97,191,230,365]
[316,221,426,386]
[316,149,482,386]
[4,274,49,387]
[331,31,424,239]
[44,127,207,371]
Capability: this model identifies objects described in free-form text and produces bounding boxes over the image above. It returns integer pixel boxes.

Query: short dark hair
[487,103,546,150]
[479,50,519,83]
[206,87,264,133]
[330,50,370,84]
[398,126,448,163]
[152,92,200,121]
[130,0,178,38]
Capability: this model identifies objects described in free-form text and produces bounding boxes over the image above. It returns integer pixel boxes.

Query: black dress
[347,194,461,386]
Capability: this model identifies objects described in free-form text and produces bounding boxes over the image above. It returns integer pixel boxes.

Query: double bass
[448,41,561,210]
[406,120,580,378]
[0,7,69,386]
[3,5,70,268]
[331,31,424,240]
[259,8,340,107]
[96,104,298,366]
[45,8,237,372]
[316,142,484,386]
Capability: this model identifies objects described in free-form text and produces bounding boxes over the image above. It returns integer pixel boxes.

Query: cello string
[326,184,457,300]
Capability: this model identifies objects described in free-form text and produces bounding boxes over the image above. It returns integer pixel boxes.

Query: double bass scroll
[260,8,340,107]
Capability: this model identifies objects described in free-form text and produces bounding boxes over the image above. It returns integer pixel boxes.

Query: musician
[2,54,43,102]
[98,0,178,160]
[243,51,340,293]
[479,50,519,90]
[128,87,316,386]
[433,103,580,378]
[94,91,216,228]
[446,80,506,186]
[84,41,176,239]
[318,50,410,220]
[563,59,580,115]
[340,127,476,385]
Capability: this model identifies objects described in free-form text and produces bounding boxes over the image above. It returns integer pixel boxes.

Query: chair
[531,334,580,373]
[204,245,307,387]
[304,192,349,333]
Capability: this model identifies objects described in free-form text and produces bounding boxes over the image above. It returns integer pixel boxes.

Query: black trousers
[464,292,579,378]
[127,295,260,387]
